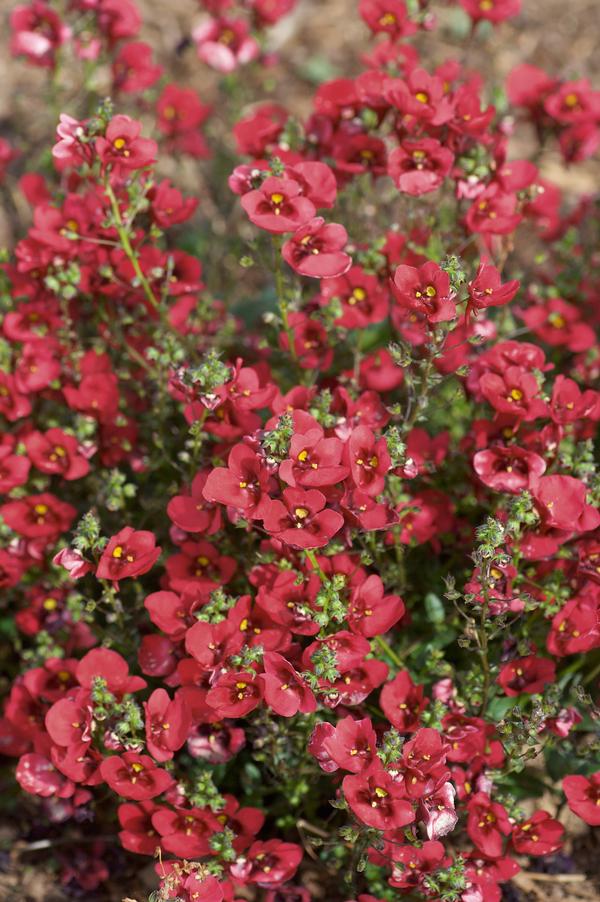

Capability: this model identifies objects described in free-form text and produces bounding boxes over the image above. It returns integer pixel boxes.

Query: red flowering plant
[1,1,600,901]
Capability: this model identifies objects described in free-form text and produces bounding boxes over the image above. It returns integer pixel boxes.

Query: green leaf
[424,592,445,624]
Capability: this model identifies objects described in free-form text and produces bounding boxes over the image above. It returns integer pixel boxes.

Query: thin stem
[581,655,600,687]
[271,236,297,361]
[477,564,492,716]
[375,634,404,669]
[104,179,161,312]
[305,548,327,583]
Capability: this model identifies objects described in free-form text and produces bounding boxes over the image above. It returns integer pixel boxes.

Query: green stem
[401,329,443,435]
[271,236,297,361]
[477,566,492,716]
[305,549,327,583]
[375,634,404,669]
[582,656,600,687]
[104,179,161,313]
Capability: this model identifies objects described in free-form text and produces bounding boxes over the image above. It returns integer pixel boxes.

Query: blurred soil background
[0,0,599,900]
[0,0,599,248]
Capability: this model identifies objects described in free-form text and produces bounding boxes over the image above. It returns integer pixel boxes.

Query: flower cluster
[0,1,599,901]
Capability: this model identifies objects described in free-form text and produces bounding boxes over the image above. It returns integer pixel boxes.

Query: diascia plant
[1,1,600,900]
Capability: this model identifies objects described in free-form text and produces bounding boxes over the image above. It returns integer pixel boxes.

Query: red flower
[16,753,70,797]
[388,139,454,196]
[167,471,221,534]
[460,0,521,24]
[507,63,557,110]
[206,671,263,718]
[497,655,556,696]
[389,841,448,890]
[332,134,388,180]
[0,549,27,588]
[467,260,520,319]
[544,79,600,125]
[547,594,600,658]
[94,0,140,43]
[519,297,595,353]
[10,1,70,68]
[152,808,216,858]
[563,772,600,826]
[100,752,175,801]
[0,372,31,421]
[343,761,414,830]
[385,69,453,126]
[288,161,338,209]
[359,0,416,37]
[465,185,522,235]
[112,42,162,93]
[532,475,600,533]
[321,715,377,773]
[193,16,259,74]
[150,180,198,228]
[52,547,94,580]
[24,429,90,481]
[118,801,161,855]
[262,488,344,549]
[280,312,333,370]
[156,84,211,158]
[346,426,391,497]
[304,630,370,673]
[15,342,60,393]
[76,648,147,696]
[144,689,191,762]
[181,873,224,902]
[392,262,456,323]
[328,659,389,708]
[420,781,458,840]
[463,854,519,900]
[63,372,120,424]
[253,0,297,26]
[188,723,245,766]
[279,424,348,488]
[511,811,564,855]
[479,366,548,421]
[545,706,583,739]
[467,791,512,857]
[45,692,92,748]
[232,103,288,156]
[346,575,405,638]
[473,445,546,494]
[241,177,316,234]
[282,218,351,279]
[260,652,316,717]
[96,115,157,172]
[0,138,18,183]
[549,376,599,425]
[380,670,428,732]
[359,349,404,393]
[0,492,76,539]
[96,527,161,581]
[0,441,30,492]
[230,839,303,887]
[166,539,237,593]
[202,444,271,518]
[401,727,450,800]
[321,266,389,329]
[156,84,211,135]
